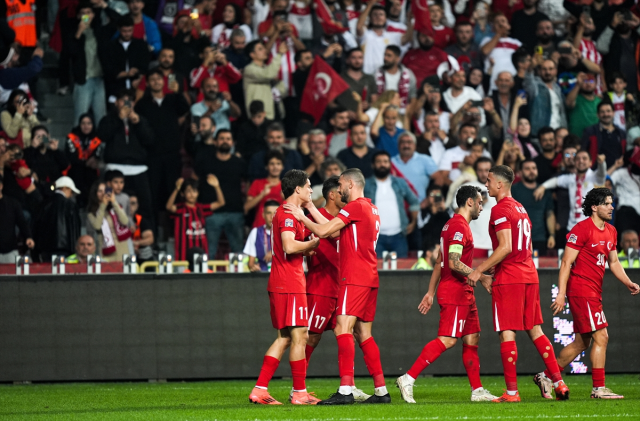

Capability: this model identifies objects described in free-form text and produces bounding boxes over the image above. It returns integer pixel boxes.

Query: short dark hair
[582,187,612,216]
[519,158,536,171]
[264,200,280,209]
[281,169,309,199]
[456,185,482,209]
[322,175,340,200]
[455,21,473,30]
[330,106,348,119]
[345,47,363,58]
[576,149,591,160]
[562,134,581,150]
[249,100,264,116]
[181,178,199,194]
[385,45,401,57]
[341,168,365,188]
[537,126,555,139]
[349,120,366,130]
[490,165,515,184]
[244,39,262,57]
[597,101,613,114]
[31,125,48,140]
[118,15,134,28]
[77,1,93,12]
[266,122,285,137]
[473,156,493,172]
[146,67,164,81]
[115,88,133,101]
[608,71,626,85]
[511,47,530,68]
[215,129,233,140]
[105,169,125,182]
[265,149,285,166]
[294,49,311,64]
[372,150,391,163]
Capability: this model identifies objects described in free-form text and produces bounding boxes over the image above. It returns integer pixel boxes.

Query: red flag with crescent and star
[300,56,350,125]
[412,0,434,37]
[314,0,348,35]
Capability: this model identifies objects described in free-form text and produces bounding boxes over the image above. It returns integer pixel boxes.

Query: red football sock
[500,341,518,392]
[533,336,563,383]
[592,368,605,389]
[256,355,280,389]
[360,337,385,388]
[462,344,482,390]
[337,333,355,386]
[544,364,564,380]
[290,359,307,391]
[407,338,447,379]
[305,344,315,366]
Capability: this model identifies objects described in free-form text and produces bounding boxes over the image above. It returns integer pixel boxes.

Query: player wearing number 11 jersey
[534,188,640,400]
[467,165,569,402]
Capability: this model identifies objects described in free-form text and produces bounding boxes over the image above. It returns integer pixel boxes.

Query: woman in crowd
[510,94,541,159]
[65,114,103,209]
[0,90,42,148]
[87,181,131,262]
[244,150,284,228]
[211,3,253,49]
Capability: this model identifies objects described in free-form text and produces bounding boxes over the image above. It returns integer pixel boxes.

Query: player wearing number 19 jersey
[467,165,569,403]
[534,188,640,400]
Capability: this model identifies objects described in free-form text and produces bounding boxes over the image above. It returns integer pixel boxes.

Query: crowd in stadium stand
[1,0,640,270]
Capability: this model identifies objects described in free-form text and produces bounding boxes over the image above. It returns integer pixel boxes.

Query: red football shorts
[438,303,481,338]
[269,292,308,330]
[492,283,543,332]
[568,296,608,334]
[307,294,337,334]
[337,285,378,322]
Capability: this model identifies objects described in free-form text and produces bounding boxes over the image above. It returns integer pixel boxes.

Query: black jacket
[34,193,81,256]
[66,9,110,85]
[97,111,154,166]
[134,93,190,156]
[23,147,70,186]
[101,37,151,98]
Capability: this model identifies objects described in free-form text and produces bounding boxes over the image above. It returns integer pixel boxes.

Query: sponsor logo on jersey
[494,217,507,225]
[453,232,463,241]
[591,243,599,247]
[285,218,294,227]
[339,209,349,217]
[568,234,578,244]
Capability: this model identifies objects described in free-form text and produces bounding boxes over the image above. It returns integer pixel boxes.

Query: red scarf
[375,65,412,109]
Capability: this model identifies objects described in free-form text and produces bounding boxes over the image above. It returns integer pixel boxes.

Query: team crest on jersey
[285,218,294,227]
[494,217,507,225]
[607,242,613,250]
[568,234,577,244]
[453,232,463,241]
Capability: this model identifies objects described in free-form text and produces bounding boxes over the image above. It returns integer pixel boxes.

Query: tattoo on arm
[449,252,473,277]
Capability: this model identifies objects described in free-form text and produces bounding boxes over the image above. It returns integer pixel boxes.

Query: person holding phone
[0,90,41,148]
[87,180,131,262]
[23,126,70,191]
[596,9,640,94]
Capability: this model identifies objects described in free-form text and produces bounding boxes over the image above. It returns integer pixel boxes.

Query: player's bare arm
[607,250,640,296]
[418,255,442,315]
[302,201,330,225]
[451,250,493,294]
[468,229,512,284]
[284,204,346,238]
[281,231,319,254]
[552,247,579,315]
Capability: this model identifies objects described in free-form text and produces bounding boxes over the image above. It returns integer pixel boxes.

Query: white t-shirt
[375,177,402,236]
[429,138,446,167]
[438,146,491,181]
[243,226,272,258]
[465,181,495,251]
[211,24,253,49]
[548,86,562,129]
[384,71,402,91]
[480,36,521,92]
[360,29,403,74]
[610,92,626,130]
[611,168,640,211]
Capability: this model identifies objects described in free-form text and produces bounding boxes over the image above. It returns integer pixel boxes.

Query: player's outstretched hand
[418,292,434,315]
[551,296,565,315]
[283,203,304,221]
[467,269,481,287]
[628,282,640,295]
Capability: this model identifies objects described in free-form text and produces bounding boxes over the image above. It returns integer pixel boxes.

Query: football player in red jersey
[304,176,371,402]
[285,168,389,405]
[396,186,498,403]
[249,170,321,406]
[534,188,640,400]
[467,165,570,402]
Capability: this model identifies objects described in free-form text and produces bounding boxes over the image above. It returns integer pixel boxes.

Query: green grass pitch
[0,375,638,421]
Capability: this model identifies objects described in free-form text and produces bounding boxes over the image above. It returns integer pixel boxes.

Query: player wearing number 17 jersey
[467,165,569,402]
[534,188,640,400]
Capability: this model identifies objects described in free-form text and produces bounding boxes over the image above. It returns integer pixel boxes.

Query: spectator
[596,11,640,94]
[186,114,216,157]
[356,2,412,75]
[429,2,455,49]
[442,69,483,116]
[66,235,96,264]
[65,113,103,208]
[193,129,247,259]
[302,129,327,186]
[566,72,601,137]
[574,13,603,92]
[154,0,186,37]
[582,102,626,170]
[129,192,154,262]
[433,123,491,185]
[136,47,190,104]
[326,107,351,158]
[496,137,526,178]
[563,0,619,40]
[533,126,560,183]
[211,3,253,49]
[105,169,132,226]
[534,150,606,232]
[248,123,303,180]
[370,103,405,157]
[243,40,286,120]
[0,45,43,93]
[336,48,378,114]
[0,173,33,263]
[166,176,225,261]
[23,126,70,188]
[223,28,251,111]
[135,68,190,211]
[311,30,348,73]
[68,2,108,126]
[243,199,278,272]
[0,89,41,148]
[419,184,452,250]
[191,0,216,39]
[445,22,482,73]
[556,40,601,94]
[245,150,284,228]
[533,18,559,59]
[168,11,209,76]
[0,136,42,215]
[410,242,440,270]
[555,127,569,152]
[102,16,151,100]
[610,156,640,244]
[512,159,556,256]
[87,180,130,262]
[491,71,527,151]
[364,150,419,258]
[310,157,345,207]
[125,0,162,54]
[98,89,155,224]
[337,121,377,179]
[189,45,243,94]
[508,98,540,159]
[416,110,447,165]
[364,90,404,142]
[470,1,493,46]
[618,230,639,268]
[235,100,272,160]
[524,58,567,136]
[288,49,314,131]
[480,12,522,92]
[374,45,417,114]
[606,72,640,131]
[510,0,550,53]
[191,77,241,134]
[402,32,449,91]
[391,132,437,204]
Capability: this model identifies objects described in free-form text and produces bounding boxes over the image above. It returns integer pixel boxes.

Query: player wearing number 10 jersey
[467,165,569,403]
[534,188,640,400]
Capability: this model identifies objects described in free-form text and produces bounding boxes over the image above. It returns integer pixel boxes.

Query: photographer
[189,44,242,95]
[0,90,41,148]
[190,77,241,134]
[23,126,69,191]
[596,9,640,94]
[419,184,452,252]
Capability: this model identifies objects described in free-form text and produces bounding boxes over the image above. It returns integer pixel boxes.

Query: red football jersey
[336,197,380,288]
[566,218,617,299]
[267,202,307,294]
[489,197,538,285]
[437,214,476,305]
[306,208,340,299]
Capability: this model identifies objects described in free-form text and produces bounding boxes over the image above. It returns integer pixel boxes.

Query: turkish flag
[314,0,347,35]
[300,57,350,125]
[412,0,434,37]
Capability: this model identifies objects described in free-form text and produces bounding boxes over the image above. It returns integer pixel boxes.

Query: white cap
[55,176,80,194]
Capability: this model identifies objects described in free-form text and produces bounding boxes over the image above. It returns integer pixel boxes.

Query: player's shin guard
[256,355,280,389]
[337,333,355,387]
[305,344,315,366]
[290,359,307,392]
[592,368,605,389]
[407,338,447,379]
[533,336,563,383]
[500,341,518,392]
[360,337,385,388]
[462,344,483,390]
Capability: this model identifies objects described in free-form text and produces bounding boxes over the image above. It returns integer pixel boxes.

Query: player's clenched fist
[627,282,640,295]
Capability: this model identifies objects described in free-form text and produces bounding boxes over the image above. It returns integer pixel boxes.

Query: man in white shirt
[442,68,484,115]
[610,162,640,244]
[374,45,418,114]
[356,1,413,74]
[243,200,279,272]
[432,123,491,185]
[480,12,522,92]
